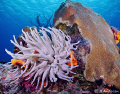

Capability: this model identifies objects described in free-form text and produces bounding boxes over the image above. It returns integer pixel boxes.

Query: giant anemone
[5,27,79,92]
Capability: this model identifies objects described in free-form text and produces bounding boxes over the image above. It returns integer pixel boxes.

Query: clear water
[0,0,120,62]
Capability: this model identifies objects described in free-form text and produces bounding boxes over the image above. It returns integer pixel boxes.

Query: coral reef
[2,0,120,93]
[5,27,79,93]
[53,0,120,88]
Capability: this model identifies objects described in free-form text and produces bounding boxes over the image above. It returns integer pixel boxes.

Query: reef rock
[53,0,120,88]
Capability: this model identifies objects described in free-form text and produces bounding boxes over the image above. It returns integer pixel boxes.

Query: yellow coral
[11,59,25,66]
[115,32,120,44]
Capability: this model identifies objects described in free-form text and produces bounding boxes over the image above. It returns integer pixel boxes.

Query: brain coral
[5,27,79,92]
[53,0,120,88]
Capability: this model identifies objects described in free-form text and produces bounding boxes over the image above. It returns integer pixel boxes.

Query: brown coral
[53,0,120,88]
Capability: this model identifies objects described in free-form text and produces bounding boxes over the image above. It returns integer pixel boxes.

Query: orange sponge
[11,59,25,66]
[67,50,77,66]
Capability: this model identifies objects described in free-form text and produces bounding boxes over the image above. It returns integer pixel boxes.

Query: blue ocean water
[0,0,120,62]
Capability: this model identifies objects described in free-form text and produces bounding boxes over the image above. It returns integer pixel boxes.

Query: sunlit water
[0,0,120,62]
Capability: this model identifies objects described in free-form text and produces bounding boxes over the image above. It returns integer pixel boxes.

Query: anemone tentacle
[5,27,79,93]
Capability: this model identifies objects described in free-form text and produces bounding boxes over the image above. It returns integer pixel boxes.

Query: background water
[0,0,120,62]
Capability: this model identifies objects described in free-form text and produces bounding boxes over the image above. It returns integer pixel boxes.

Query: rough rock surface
[53,0,120,88]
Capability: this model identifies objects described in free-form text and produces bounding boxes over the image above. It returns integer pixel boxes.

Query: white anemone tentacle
[5,27,80,93]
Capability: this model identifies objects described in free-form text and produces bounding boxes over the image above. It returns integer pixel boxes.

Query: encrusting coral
[5,27,79,93]
[53,0,120,88]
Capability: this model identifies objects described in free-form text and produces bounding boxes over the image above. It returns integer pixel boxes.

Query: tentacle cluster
[5,27,79,92]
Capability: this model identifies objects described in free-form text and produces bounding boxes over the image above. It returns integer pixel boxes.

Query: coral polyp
[5,27,79,92]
